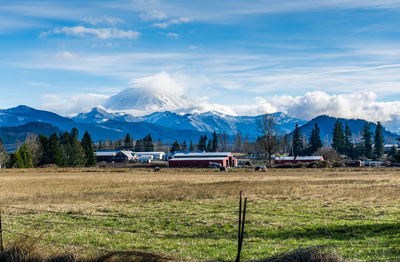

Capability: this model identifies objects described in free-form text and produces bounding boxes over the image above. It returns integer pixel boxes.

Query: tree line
[1,116,399,168]
[290,120,397,161]
[0,128,96,168]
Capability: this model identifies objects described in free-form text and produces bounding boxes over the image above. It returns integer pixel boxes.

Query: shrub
[317,160,331,168]
[293,163,307,168]
[332,161,345,168]
[260,246,344,262]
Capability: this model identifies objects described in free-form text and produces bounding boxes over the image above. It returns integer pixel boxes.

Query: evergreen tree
[71,127,79,140]
[388,146,398,162]
[292,124,303,156]
[134,139,144,152]
[38,135,49,166]
[182,140,187,151]
[7,153,17,168]
[48,133,64,166]
[361,124,373,159]
[373,122,384,160]
[81,131,96,167]
[60,129,85,167]
[144,134,154,152]
[307,123,322,155]
[14,144,33,168]
[124,133,134,150]
[332,120,345,154]
[211,131,218,152]
[189,140,194,151]
[198,135,207,151]
[68,138,85,166]
[344,123,353,157]
[171,140,181,152]
[59,131,71,166]
[206,139,212,152]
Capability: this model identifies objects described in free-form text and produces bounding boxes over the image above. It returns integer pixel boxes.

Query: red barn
[275,156,323,165]
[169,152,237,168]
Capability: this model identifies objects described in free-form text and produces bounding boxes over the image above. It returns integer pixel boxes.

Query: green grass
[3,199,400,261]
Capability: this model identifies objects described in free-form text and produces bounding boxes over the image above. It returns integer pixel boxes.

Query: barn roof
[134,152,165,155]
[275,156,323,161]
[117,150,134,158]
[173,152,232,158]
[169,157,229,161]
[95,151,117,157]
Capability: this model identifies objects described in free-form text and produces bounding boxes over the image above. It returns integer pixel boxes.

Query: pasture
[0,167,400,261]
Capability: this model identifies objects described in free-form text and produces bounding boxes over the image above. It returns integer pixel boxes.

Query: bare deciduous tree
[24,134,42,167]
[258,114,279,164]
[0,139,9,168]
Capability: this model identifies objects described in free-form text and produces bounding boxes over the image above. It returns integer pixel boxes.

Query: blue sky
[1,0,400,129]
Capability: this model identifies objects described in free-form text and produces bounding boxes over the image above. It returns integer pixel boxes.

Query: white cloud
[139,10,168,21]
[129,71,185,95]
[41,93,109,116]
[38,72,400,134]
[53,51,79,60]
[228,91,400,124]
[82,16,124,25]
[40,26,140,39]
[152,17,191,28]
[166,32,180,38]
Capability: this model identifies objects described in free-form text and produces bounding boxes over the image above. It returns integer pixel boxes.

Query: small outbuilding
[134,152,165,160]
[275,156,324,165]
[95,151,117,162]
[169,152,237,168]
[95,150,134,162]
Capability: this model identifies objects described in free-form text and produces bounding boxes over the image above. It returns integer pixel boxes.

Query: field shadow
[0,246,173,262]
[251,246,345,262]
[253,222,400,241]
[90,250,173,262]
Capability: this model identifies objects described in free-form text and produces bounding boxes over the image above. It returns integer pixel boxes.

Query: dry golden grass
[1,167,400,208]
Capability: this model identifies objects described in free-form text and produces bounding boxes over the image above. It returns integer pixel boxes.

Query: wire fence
[0,203,399,261]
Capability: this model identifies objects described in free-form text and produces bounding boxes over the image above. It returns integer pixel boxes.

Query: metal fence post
[235,191,247,262]
[0,207,4,253]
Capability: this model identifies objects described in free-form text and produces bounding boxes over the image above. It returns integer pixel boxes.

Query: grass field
[0,167,400,261]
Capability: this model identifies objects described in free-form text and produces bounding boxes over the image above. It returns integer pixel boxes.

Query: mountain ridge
[0,105,398,147]
[73,107,305,138]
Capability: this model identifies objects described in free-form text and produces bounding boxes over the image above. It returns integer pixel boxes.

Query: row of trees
[0,128,96,168]
[96,131,231,153]
[291,120,389,160]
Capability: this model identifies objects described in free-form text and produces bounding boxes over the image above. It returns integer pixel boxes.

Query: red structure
[275,156,323,165]
[169,152,237,168]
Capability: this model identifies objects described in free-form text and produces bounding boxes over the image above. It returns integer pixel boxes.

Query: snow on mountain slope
[104,87,194,112]
[73,107,136,124]
[74,107,305,139]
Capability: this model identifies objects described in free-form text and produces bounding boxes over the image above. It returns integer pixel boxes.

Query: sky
[1,0,400,130]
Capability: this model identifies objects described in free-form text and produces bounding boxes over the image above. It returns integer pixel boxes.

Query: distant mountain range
[0,105,398,148]
[73,107,304,137]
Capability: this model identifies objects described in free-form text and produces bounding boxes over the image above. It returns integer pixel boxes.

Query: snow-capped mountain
[73,107,136,124]
[0,105,398,146]
[0,105,207,143]
[104,87,195,113]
